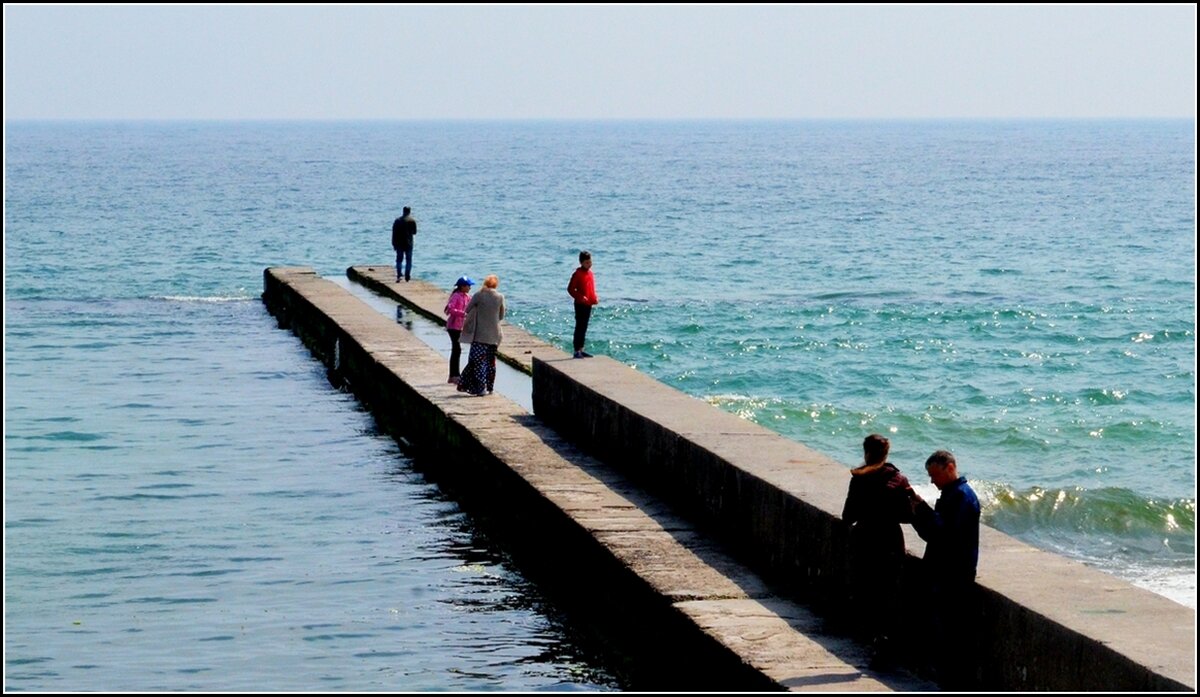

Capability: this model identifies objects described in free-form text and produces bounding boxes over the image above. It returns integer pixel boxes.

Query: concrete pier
[265,267,930,691]
[269,266,1194,691]
[533,356,1196,691]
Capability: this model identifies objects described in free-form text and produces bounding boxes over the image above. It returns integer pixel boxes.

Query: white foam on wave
[155,295,254,303]
[1123,566,1196,609]
[705,393,770,405]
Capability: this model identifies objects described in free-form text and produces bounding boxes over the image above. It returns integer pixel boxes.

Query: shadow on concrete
[504,412,934,692]
[780,671,866,688]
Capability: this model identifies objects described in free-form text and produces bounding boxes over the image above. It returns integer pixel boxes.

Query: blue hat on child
[455,276,475,287]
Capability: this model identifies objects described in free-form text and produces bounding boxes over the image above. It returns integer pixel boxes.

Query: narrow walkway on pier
[332,276,533,412]
[347,266,567,376]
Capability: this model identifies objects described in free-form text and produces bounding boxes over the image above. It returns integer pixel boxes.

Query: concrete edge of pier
[264,266,933,691]
[341,264,1195,692]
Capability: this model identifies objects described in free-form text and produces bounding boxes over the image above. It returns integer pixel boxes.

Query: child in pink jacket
[444,277,474,383]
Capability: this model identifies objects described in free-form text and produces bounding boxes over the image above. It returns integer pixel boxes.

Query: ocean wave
[704,393,785,420]
[21,431,106,442]
[979,483,1195,540]
[810,289,911,302]
[978,482,1196,607]
[153,294,255,303]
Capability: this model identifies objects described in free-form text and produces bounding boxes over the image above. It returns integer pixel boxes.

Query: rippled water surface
[5,120,1195,689]
[5,298,617,690]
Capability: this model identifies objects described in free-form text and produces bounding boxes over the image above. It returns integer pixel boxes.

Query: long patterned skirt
[457,342,497,396]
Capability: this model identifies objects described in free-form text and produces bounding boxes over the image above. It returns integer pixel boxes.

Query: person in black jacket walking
[392,206,418,282]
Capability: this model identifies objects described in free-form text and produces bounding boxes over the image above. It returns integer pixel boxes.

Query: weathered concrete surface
[348,265,568,374]
[263,267,932,691]
[532,353,1196,691]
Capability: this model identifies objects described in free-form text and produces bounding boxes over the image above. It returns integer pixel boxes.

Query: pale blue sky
[4,4,1196,120]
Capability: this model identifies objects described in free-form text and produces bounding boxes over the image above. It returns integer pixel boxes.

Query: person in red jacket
[567,251,599,358]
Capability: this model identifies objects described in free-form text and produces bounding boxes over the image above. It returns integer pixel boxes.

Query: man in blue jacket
[911,449,981,687]
[913,450,980,586]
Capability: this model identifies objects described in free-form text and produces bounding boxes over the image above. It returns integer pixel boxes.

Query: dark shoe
[867,636,900,671]
[580,351,593,358]
[573,351,584,359]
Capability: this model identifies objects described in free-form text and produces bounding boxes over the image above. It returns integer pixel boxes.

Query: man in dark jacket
[392,206,418,282]
[912,450,980,588]
[910,449,981,687]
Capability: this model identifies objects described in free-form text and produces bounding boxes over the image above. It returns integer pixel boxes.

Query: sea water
[5,120,1195,689]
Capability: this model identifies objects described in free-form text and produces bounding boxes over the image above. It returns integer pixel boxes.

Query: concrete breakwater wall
[532,353,1195,692]
[263,267,932,691]
[273,266,1193,691]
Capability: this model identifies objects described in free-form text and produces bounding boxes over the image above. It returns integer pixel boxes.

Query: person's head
[863,434,890,466]
[925,450,959,489]
[403,206,411,215]
[454,276,474,292]
[579,250,592,269]
[483,274,499,289]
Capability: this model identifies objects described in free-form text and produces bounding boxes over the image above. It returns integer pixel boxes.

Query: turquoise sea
[5,120,1195,690]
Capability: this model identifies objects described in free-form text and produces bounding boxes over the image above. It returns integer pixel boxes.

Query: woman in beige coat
[456,275,506,396]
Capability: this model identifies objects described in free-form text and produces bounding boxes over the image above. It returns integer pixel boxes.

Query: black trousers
[573,302,592,352]
[447,329,462,378]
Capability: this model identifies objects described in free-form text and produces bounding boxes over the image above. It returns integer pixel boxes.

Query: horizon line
[6,115,1196,124]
